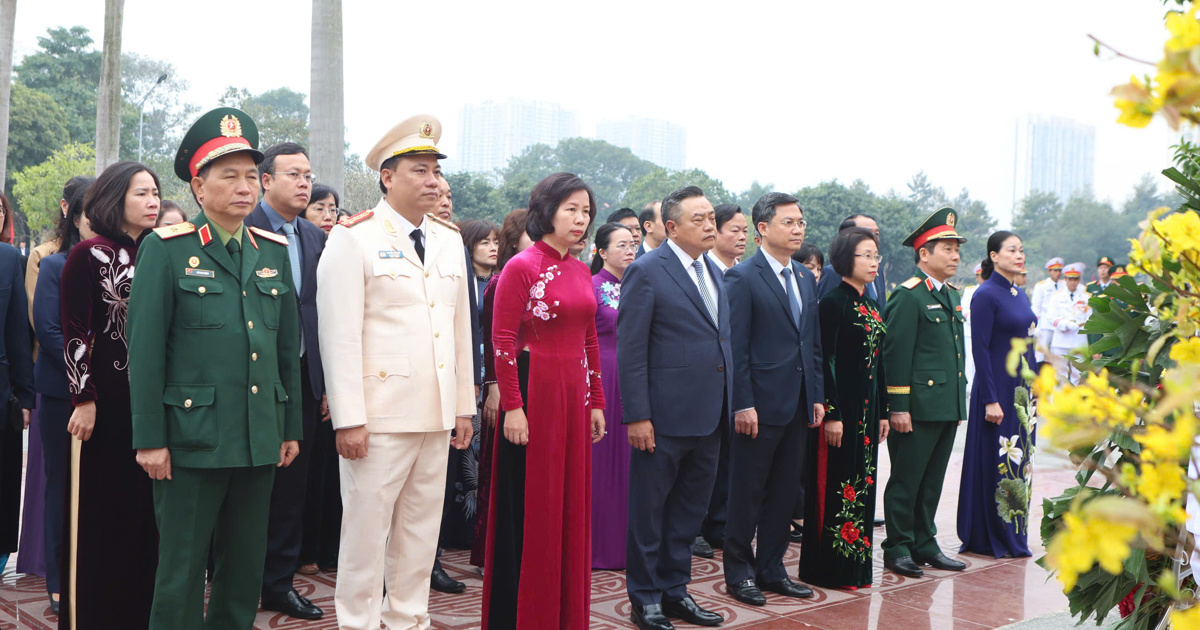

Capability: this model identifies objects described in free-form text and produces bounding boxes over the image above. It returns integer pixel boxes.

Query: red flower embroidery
[864,538,872,548]
[864,435,871,445]
[871,310,882,323]
[865,324,871,332]
[840,522,861,543]
[843,485,856,501]
[858,304,869,316]
[865,475,874,486]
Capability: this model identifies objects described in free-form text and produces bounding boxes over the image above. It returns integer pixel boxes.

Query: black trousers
[39,394,71,596]
[299,409,340,569]
[723,392,808,585]
[261,360,319,599]
[700,417,731,544]
[625,417,723,607]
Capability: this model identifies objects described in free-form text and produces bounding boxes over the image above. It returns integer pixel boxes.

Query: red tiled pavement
[0,441,1076,629]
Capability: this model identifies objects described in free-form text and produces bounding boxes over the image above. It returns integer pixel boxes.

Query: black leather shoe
[917,552,966,571]
[692,536,715,559]
[761,577,814,599]
[261,590,323,620]
[662,595,723,626]
[49,597,59,615]
[727,579,766,606]
[631,603,675,630]
[884,556,924,578]
[874,517,885,527]
[790,522,803,543]
[431,565,466,593]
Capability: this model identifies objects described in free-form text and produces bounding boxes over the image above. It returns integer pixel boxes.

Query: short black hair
[793,241,824,269]
[660,186,705,227]
[155,199,187,227]
[55,174,95,255]
[308,184,340,209]
[751,192,801,237]
[84,161,161,244]
[525,172,598,242]
[378,154,402,194]
[259,142,308,180]
[829,227,877,278]
[607,207,638,224]
[838,213,877,232]
[638,206,659,230]
[714,204,744,231]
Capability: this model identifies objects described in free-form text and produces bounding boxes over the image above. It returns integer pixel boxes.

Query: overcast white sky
[10,0,1182,226]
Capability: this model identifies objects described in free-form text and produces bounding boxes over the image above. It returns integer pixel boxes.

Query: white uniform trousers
[335,430,451,630]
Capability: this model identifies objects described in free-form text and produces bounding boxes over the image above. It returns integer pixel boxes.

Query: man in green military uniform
[1085,255,1115,295]
[880,207,968,579]
[128,107,302,629]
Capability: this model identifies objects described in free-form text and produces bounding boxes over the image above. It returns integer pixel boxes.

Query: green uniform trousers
[149,464,275,630]
[882,420,957,561]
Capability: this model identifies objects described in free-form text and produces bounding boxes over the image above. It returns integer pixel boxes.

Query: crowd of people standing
[0,105,1076,630]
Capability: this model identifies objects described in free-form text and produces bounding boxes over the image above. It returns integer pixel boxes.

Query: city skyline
[1010,115,1097,226]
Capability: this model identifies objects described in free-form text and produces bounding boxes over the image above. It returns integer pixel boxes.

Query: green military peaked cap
[902,207,967,249]
[174,107,264,182]
[1097,255,1115,268]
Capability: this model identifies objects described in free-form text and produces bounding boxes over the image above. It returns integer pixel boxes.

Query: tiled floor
[0,438,1077,629]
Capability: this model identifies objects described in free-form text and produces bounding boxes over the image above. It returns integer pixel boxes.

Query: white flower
[999,435,1023,465]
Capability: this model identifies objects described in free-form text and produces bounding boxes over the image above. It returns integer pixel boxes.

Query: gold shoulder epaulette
[426,213,460,232]
[152,222,195,240]
[342,209,373,228]
[248,226,288,246]
[900,277,922,289]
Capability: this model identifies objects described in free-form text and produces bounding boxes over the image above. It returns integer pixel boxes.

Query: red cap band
[188,136,252,177]
[912,225,954,250]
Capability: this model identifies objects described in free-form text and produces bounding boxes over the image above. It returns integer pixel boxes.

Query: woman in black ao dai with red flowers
[799,228,889,590]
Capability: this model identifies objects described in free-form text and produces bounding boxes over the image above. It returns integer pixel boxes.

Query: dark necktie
[410,228,425,263]
[227,237,241,272]
[781,267,801,329]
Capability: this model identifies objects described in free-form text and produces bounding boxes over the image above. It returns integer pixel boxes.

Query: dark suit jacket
[817,263,887,310]
[465,247,482,386]
[725,250,824,425]
[0,243,34,409]
[617,241,732,437]
[32,252,68,399]
[246,203,327,398]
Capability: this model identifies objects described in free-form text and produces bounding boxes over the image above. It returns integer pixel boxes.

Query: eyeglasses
[855,253,883,263]
[775,218,808,229]
[278,171,316,184]
[310,207,341,218]
[608,242,638,252]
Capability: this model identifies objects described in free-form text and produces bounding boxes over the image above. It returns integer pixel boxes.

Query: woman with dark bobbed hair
[957,230,1037,559]
[59,161,160,629]
[481,174,606,629]
[798,227,889,590]
[304,185,340,234]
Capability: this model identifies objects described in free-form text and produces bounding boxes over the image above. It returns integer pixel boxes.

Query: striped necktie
[691,259,718,325]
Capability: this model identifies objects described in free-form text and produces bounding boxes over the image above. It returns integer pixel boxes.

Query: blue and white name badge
[926,304,944,310]
[379,250,404,259]
[185,268,215,278]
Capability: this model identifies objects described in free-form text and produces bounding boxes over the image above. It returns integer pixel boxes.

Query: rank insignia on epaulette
[900,277,921,289]
[153,222,195,240]
[198,224,214,246]
[342,209,373,228]
[249,226,288,246]
[924,278,935,291]
[426,213,460,232]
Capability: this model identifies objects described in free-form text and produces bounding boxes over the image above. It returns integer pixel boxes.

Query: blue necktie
[782,267,801,329]
[282,222,304,355]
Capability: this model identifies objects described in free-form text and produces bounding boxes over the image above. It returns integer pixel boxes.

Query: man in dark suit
[619,186,732,630]
[635,201,664,258]
[246,142,327,620]
[817,214,887,308]
[722,193,823,605]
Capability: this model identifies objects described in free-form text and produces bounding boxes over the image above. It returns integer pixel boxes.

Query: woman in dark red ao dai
[58,162,161,629]
[798,227,889,590]
[481,173,606,629]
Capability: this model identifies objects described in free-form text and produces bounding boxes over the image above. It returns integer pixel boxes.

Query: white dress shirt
[382,198,427,245]
[763,252,803,317]
[705,251,739,276]
[666,238,719,319]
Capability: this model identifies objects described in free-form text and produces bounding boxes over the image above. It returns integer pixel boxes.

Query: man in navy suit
[817,214,886,308]
[722,193,824,605]
[246,142,327,621]
[619,186,732,630]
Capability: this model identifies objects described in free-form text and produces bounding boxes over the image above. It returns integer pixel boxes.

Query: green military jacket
[881,269,967,421]
[128,211,302,468]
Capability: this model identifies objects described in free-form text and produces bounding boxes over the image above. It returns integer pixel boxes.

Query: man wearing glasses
[245,142,330,620]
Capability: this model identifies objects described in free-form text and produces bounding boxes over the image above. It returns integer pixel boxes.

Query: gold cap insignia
[946,212,956,227]
[419,122,434,139]
[188,256,200,268]
[220,115,243,138]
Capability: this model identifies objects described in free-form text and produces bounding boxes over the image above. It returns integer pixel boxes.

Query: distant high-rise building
[1012,115,1096,210]
[596,117,686,170]
[457,99,580,173]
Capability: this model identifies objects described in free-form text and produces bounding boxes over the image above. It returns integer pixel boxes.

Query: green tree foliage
[498,138,657,211]
[12,143,94,237]
[1015,186,1148,285]
[6,84,70,179]
[623,168,733,210]
[219,86,310,148]
[14,26,101,144]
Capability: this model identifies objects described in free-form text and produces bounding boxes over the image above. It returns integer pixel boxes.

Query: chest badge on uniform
[256,268,278,278]
[926,304,943,310]
[188,256,200,268]
[379,250,404,259]
[185,268,215,278]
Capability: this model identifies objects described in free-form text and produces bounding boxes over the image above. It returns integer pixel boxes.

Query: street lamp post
[137,73,168,163]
